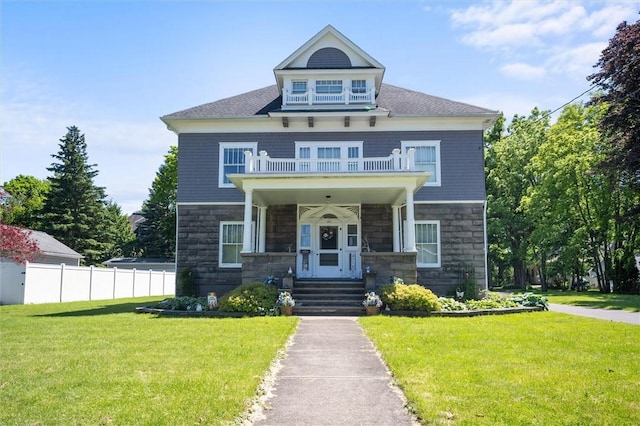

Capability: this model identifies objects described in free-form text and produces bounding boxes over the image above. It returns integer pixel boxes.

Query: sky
[2,0,639,215]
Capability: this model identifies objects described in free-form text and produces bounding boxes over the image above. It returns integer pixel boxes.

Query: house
[161,25,499,298]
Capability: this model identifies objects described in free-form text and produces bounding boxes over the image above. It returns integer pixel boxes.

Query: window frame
[414,220,441,268]
[218,142,258,188]
[315,79,343,94]
[401,140,441,186]
[219,221,244,268]
[351,79,367,94]
[291,80,307,94]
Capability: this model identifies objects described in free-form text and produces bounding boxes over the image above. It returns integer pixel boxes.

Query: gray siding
[177,130,485,203]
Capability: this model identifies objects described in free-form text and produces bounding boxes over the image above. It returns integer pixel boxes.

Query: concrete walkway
[548,303,639,325]
[253,317,418,425]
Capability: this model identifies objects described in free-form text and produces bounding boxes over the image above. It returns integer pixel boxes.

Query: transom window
[218,142,258,188]
[401,141,441,185]
[415,221,440,267]
[292,80,307,94]
[316,80,343,94]
[351,80,366,93]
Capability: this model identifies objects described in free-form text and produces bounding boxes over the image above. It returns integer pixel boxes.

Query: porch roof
[227,172,429,206]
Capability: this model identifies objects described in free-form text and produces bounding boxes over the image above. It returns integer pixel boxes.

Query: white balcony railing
[244,149,415,174]
[283,87,375,106]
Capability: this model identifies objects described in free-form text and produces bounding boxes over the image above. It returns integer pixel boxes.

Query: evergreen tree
[101,201,137,260]
[136,146,177,258]
[42,126,108,265]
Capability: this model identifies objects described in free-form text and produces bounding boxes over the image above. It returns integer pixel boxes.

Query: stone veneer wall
[414,203,486,296]
[241,253,297,284]
[361,252,417,287]
[361,204,393,252]
[176,204,246,297]
[265,205,297,253]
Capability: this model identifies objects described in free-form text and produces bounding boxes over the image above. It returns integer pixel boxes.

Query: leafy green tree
[485,109,550,289]
[100,201,137,260]
[41,126,109,265]
[136,146,177,258]
[0,175,50,228]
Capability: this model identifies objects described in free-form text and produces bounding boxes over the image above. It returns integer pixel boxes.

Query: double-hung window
[316,80,343,94]
[219,142,258,188]
[295,141,363,172]
[220,222,243,267]
[415,221,440,267]
[401,141,440,185]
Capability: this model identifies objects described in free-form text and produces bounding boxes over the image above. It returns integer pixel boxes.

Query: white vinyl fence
[1,261,175,305]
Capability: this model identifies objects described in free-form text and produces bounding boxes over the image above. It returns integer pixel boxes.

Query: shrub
[438,297,467,311]
[153,296,207,310]
[177,267,198,297]
[466,293,518,310]
[380,283,441,312]
[217,282,279,315]
[509,292,549,310]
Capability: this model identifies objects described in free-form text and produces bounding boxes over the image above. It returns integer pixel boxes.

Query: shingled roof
[161,83,496,120]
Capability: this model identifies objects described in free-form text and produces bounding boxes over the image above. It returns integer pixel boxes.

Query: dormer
[274,25,385,111]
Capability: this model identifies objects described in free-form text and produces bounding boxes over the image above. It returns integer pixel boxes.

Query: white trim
[401,140,441,186]
[177,202,243,206]
[218,142,258,188]
[219,221,244,268]
[414,200,485,204]
[414,220,441,268]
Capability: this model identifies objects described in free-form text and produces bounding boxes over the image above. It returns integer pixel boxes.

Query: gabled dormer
[274,25,385,111]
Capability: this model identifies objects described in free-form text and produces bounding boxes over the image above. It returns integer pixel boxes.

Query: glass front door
[317,224,341,277]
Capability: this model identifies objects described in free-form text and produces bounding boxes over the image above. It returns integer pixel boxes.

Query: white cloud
[448,0,638,81]
[500,63,546,80]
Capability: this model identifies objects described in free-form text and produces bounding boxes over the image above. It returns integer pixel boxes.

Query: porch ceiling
[228,172,429,206]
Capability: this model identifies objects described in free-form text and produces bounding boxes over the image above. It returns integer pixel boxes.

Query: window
[351,80,366,94]
[415,221,440,267]
[295,141,363,172]
[220,222,243,267]
[316,80,343,94]
[292,80,307,94]
[218,142,258,188]
[401,141,440,185]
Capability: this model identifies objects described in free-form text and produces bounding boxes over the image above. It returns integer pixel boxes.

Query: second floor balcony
[282,87,376,108]
[244,148,416,174]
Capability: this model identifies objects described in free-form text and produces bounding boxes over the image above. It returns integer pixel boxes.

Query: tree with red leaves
[588,18,640,187]
[0,223,42,264]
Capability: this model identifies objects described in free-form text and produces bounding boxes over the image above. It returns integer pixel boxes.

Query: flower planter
[365,306,380,316]
[280,306,294,316]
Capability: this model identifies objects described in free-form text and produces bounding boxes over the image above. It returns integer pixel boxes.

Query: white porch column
[258,206,267,253]
[241,189,254,253]
[392,205,401,252]
[405,187,417,252]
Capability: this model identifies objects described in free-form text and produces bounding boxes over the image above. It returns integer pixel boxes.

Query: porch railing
[282,87,375,106]
[244,149,415,174]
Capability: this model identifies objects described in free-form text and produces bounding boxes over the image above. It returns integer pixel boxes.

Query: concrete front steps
[291,279,367,316]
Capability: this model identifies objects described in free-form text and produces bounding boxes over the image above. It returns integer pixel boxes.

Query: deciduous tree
[0,175,50,228]
[0,223,42,263]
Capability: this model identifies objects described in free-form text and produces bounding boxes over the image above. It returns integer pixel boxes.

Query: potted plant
[277,291,295,316]
[362,291,383,315]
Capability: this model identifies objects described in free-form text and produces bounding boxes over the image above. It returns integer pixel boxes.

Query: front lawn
[361,312,640,425]
[0,297,298,425]
[539,289,640,312]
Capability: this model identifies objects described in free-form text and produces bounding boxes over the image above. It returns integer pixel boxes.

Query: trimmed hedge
[380,283,442,312]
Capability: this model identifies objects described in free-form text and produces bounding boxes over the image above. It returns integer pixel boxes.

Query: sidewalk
[548,303,640,325]
[253,317,418,425]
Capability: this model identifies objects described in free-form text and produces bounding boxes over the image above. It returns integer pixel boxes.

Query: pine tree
[136,146,177,258]
[42,126,108,265]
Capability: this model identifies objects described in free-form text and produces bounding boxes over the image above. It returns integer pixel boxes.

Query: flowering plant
[362,291,383,307]
[276,291,296,307]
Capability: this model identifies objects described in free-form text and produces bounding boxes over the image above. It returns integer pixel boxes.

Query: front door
[317,224,341,277]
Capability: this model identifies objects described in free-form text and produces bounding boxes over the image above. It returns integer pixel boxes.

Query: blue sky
[2,0,638,215]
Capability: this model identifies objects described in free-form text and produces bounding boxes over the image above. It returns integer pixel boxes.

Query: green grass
[533,289,640,312]
[0,297,298,425]
[361,313,640,425]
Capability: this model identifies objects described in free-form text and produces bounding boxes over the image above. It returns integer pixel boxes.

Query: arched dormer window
[307,48,351,68]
